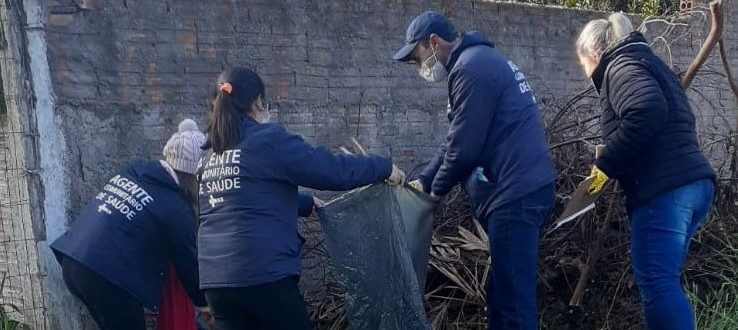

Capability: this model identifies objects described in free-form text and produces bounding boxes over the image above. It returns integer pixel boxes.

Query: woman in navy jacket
[577,13,715,330]
[197,67,405,330]
[51,119,210,330]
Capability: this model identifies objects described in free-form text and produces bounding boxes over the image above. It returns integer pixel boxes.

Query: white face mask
[419,44,448,83]
[259,108,271,124]
[254,99,271,124]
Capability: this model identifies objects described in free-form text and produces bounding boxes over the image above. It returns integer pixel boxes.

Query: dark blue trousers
[486,184,554,330]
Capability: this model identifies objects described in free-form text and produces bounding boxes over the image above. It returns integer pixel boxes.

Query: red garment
[157,263,197,330]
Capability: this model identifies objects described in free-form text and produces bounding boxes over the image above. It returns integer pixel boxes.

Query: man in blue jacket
[394,11,556,330]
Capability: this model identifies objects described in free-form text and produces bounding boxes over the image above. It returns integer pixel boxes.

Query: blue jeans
[486,184,554,330]
[630,179,714,330]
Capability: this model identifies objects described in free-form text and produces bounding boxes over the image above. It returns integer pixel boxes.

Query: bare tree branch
[718,36,738,189]
[681,0,724,89]
[718,39,738,101]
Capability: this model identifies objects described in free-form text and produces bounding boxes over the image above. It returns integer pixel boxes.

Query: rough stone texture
[0,114,45,330]
[41,0,736,218]
[0,1,47,328]
[0,0,735,329]
[43,0,593,216]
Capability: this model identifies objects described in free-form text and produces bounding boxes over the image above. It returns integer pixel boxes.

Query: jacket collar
[591,31,650,92]
[446,31,495,70]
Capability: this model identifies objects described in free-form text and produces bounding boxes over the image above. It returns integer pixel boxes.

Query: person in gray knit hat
[163,119,207,175]
[50,119,213,330]
[162,119,207,213]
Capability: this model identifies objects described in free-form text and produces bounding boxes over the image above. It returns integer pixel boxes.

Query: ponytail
[208,92,242,153]
[206,67,265,153]
[607,12,634,45]
[576,12,634,56]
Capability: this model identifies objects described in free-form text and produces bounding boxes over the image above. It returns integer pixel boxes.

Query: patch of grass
[0,273,30,330]
[688,222,738,330]
[692,286,738,330]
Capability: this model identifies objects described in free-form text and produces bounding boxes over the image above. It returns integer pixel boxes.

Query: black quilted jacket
[591,32,715,211]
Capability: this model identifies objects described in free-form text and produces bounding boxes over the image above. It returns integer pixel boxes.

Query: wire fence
[0,1,47,328]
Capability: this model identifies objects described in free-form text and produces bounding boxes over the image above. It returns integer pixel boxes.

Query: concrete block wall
[43,0,608,216]
[43,0,735,217]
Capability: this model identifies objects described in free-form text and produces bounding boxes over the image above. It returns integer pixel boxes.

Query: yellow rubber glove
[587,165,609,195]
[408,179,424,192]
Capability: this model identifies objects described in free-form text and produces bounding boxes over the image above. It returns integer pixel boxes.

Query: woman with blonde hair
[576,13,715,330]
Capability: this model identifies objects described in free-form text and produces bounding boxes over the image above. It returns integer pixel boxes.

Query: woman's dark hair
[207,67,265,153]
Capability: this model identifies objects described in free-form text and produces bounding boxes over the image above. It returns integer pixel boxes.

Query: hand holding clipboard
[553,145,610,229]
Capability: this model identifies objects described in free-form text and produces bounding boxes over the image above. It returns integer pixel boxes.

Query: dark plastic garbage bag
[317,184,434,330]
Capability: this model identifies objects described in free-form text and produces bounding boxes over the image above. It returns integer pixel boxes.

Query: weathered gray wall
[0,0,735,329]
[42,0,736,217]
[0,1,49,328]
[44,0,606,215]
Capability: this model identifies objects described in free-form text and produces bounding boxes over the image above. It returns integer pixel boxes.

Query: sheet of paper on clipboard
[554,176,604,229]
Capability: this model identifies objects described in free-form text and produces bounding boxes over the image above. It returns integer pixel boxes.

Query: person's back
[445,31,556,216]
[393,12,556,330]
[53,160,201,309]
[198,67,404,330]
[51,119,208,330]
[578,13,715,330]
[198,117,392,287]
[593,32,713,209]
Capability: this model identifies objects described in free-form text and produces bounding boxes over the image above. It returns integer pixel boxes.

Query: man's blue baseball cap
[393,11,457,62]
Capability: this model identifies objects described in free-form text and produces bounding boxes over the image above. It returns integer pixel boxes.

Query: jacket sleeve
[595,61,668,179]
[275,130,393,191]
[431,70,497,196]
[418,142,447,194]
[297,192,315,217]
[162,204,207,307]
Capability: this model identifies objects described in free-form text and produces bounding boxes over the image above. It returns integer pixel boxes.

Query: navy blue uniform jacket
[51,160,206,311]
[197,117,392,289]
[419,32,556,219]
